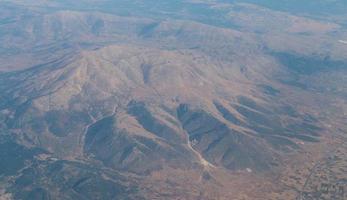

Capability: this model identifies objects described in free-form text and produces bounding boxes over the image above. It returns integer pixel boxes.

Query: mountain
[0,1,346,200]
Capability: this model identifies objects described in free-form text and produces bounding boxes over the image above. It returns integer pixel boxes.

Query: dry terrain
[0,1,346,199]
